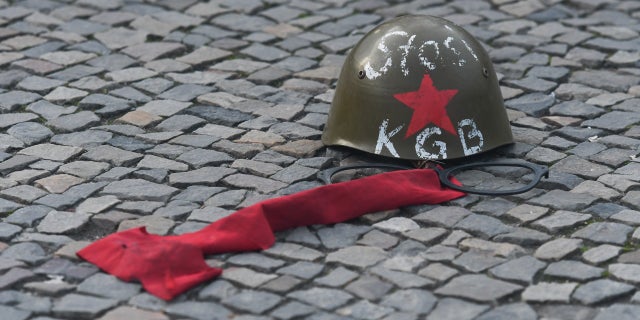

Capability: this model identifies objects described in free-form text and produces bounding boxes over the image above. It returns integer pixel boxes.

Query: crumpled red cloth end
[78,169,464,300]
[77,227,222,300]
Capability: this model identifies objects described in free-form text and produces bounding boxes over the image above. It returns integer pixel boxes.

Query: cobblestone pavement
[0,0,638,319]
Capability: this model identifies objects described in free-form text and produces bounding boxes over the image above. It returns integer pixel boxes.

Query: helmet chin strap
[320,160,549,196]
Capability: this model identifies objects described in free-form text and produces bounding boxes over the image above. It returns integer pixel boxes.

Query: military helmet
[322,15,513,161]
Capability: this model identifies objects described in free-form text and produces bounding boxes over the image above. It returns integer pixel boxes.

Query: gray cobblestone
[522,282,577,303]
[77,273,141,301]
[593,304,640,320]
[573,279,635,305]
[165,301,231,320]
[223,290,282,314]
[426,298,489,320]
[101,179,177,201]
[544,260,604,281]
[288,288,353,310]
[326,246,386,268]
[573,222,633,245]
[52,293,117,319]
[0,0,635,317]
[532,210,592,232]
[37,211,90,234]
[535,238,583,261]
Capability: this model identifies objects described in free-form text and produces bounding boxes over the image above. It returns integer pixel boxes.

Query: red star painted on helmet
[393,74,459,138]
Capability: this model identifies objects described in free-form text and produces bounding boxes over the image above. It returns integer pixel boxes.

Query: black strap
[319,160,549,196]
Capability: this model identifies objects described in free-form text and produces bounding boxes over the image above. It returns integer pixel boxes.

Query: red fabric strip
[77,168,464,300]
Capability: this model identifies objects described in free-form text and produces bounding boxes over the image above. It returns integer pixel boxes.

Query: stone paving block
[156,115,205,132]
[39,50,96,67]
[0,133,25,151]
[7,122,53,145]
[317,223,370,249]
[314,266,358,288]
[94,27,148,50]
[27,100,77,120]
[371,266,434,288]
[572,222,633,245]
[413,206,472,227]
[454,214,513,239]
[164,301,231,320]
[117,215,174,236]
[136,155,188,172]
[4,205,51,227]
[223,173,287,194]
[137,100,192,117]
[609,263,640,284]
[98,306,168,320]
[77,273,141,301]
[476,303,537,320]
[452,251,506,273]
[426,298,489,320]
[35,174,85,193]
[169,167,236,187]
[418,262,458,284]
[276,261,324,279]
[544,260,604,281]
[287,287,353,310]
[435,274,522,303]
[336,300,393,319]
[193,124,245,140]
[531,210,592,232]
[76,196,120,214]
[18,143,82,161]
[231,159,283,177]
[571,180,620,200]
[0,0,636,317]
[270,301,316,319]
[573,279,635,305]
[52,293,117,319]
[37,210,91,234]
[47,111,101,132]
[0,301,31,320]
[593,304,640,320]
[101,179,177,202]
[200,188,244,207]
[270,164,317,184]
[489,255,546,283]
[265,242,323,261]
[220,267,278,288]
[522,282,577,303]
[271,139,324,158]
[0,184,47,203]
[82,145,143,166]
[622,191,640,209]
[325,246,386,268]
[108,136,154,152]
[223,289,282,314]
[373,217,420,234]
[106,67,158,83]
[535,237,583,261]
[583,244,621,265]
[0,222,22,241]
[227,253,285,271]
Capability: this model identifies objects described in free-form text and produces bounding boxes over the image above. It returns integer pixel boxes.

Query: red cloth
[77,168,464,300]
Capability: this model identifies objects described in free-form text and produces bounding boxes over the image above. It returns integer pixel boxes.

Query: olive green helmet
[322,15,513,161]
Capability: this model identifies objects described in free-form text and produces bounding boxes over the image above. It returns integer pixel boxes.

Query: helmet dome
[322,15,513,161]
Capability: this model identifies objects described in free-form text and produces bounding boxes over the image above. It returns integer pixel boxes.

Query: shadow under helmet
[322,15,513,161]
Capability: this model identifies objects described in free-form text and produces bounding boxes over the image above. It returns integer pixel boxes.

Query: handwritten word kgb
[375,118,485,160]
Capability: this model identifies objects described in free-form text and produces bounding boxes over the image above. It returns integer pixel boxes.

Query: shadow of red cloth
[77,168,464,300]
